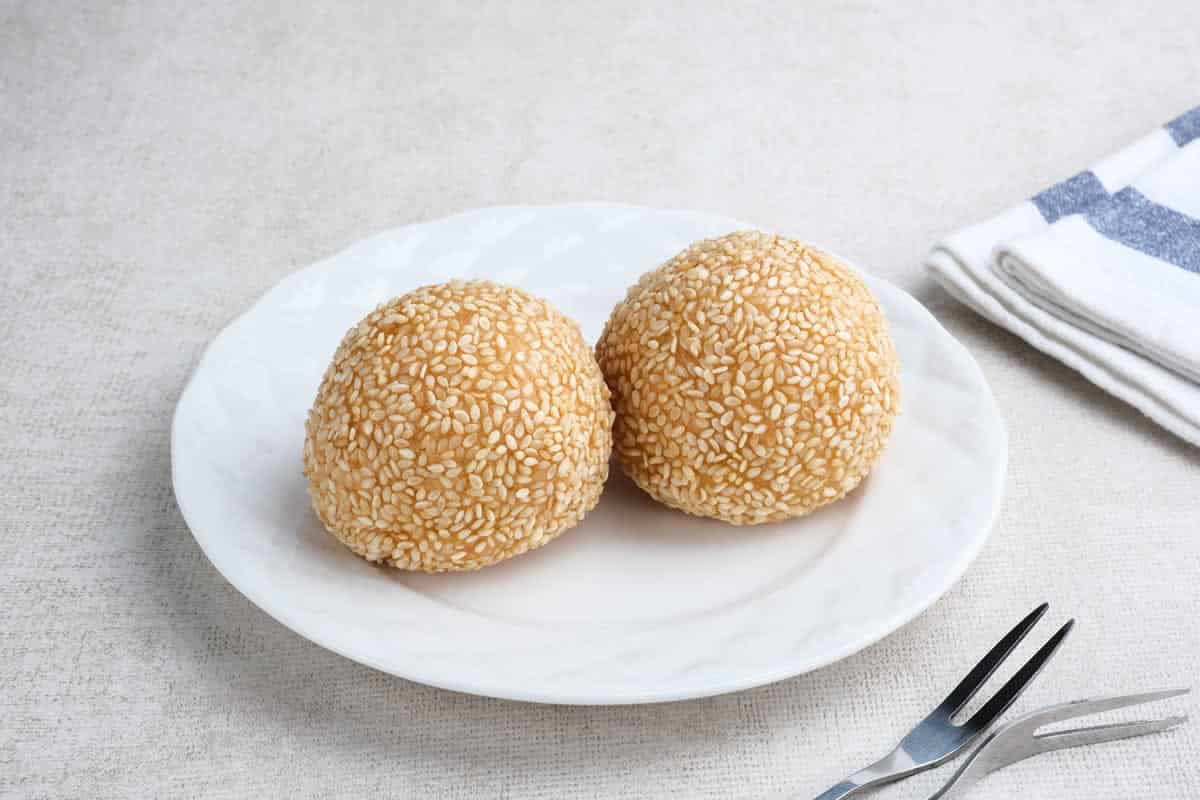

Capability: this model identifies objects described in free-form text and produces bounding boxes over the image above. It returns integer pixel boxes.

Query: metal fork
[810,603,1073,800]
[930,688,1189,797]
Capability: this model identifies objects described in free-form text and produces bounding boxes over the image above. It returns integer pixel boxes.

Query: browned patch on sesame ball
[303,280,613,572]
[595,231,900,525]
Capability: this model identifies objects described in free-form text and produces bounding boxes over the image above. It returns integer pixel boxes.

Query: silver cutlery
[811,603,1072,800]
[929,688,1189,797]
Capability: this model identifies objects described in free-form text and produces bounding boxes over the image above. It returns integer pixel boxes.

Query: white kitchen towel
[927,106,1200,447]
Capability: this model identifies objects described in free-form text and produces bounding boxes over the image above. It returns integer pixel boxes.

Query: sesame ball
[595,231,900,525]
[303,280,613,572]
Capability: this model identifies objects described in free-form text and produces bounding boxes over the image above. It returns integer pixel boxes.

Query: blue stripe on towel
[1166,106,1200,146]
[1032,171,1108,223]
[1086,188,1200,274]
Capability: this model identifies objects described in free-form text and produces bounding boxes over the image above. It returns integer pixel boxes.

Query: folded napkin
[927,106,1200,446]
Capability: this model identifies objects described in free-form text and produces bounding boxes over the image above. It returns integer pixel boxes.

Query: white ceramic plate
[172,204,1006,704]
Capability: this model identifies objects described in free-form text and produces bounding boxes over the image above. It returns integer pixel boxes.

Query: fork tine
[1020,689,1192,731]
[931,702,1187,798]
[964,619,1074,729]
[941,603,1049,715]
[1032,715,1188,754]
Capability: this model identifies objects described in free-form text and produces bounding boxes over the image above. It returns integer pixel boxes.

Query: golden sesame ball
[595,231,899,525]
[303,280,613,572]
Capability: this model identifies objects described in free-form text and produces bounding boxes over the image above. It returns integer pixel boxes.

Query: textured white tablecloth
[3,2,1198,798]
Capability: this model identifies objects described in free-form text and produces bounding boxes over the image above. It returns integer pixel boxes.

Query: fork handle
[808,751,914,799]
[811,780,861,800]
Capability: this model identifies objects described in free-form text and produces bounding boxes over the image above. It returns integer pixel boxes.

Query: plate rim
[171,202,1007,704]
